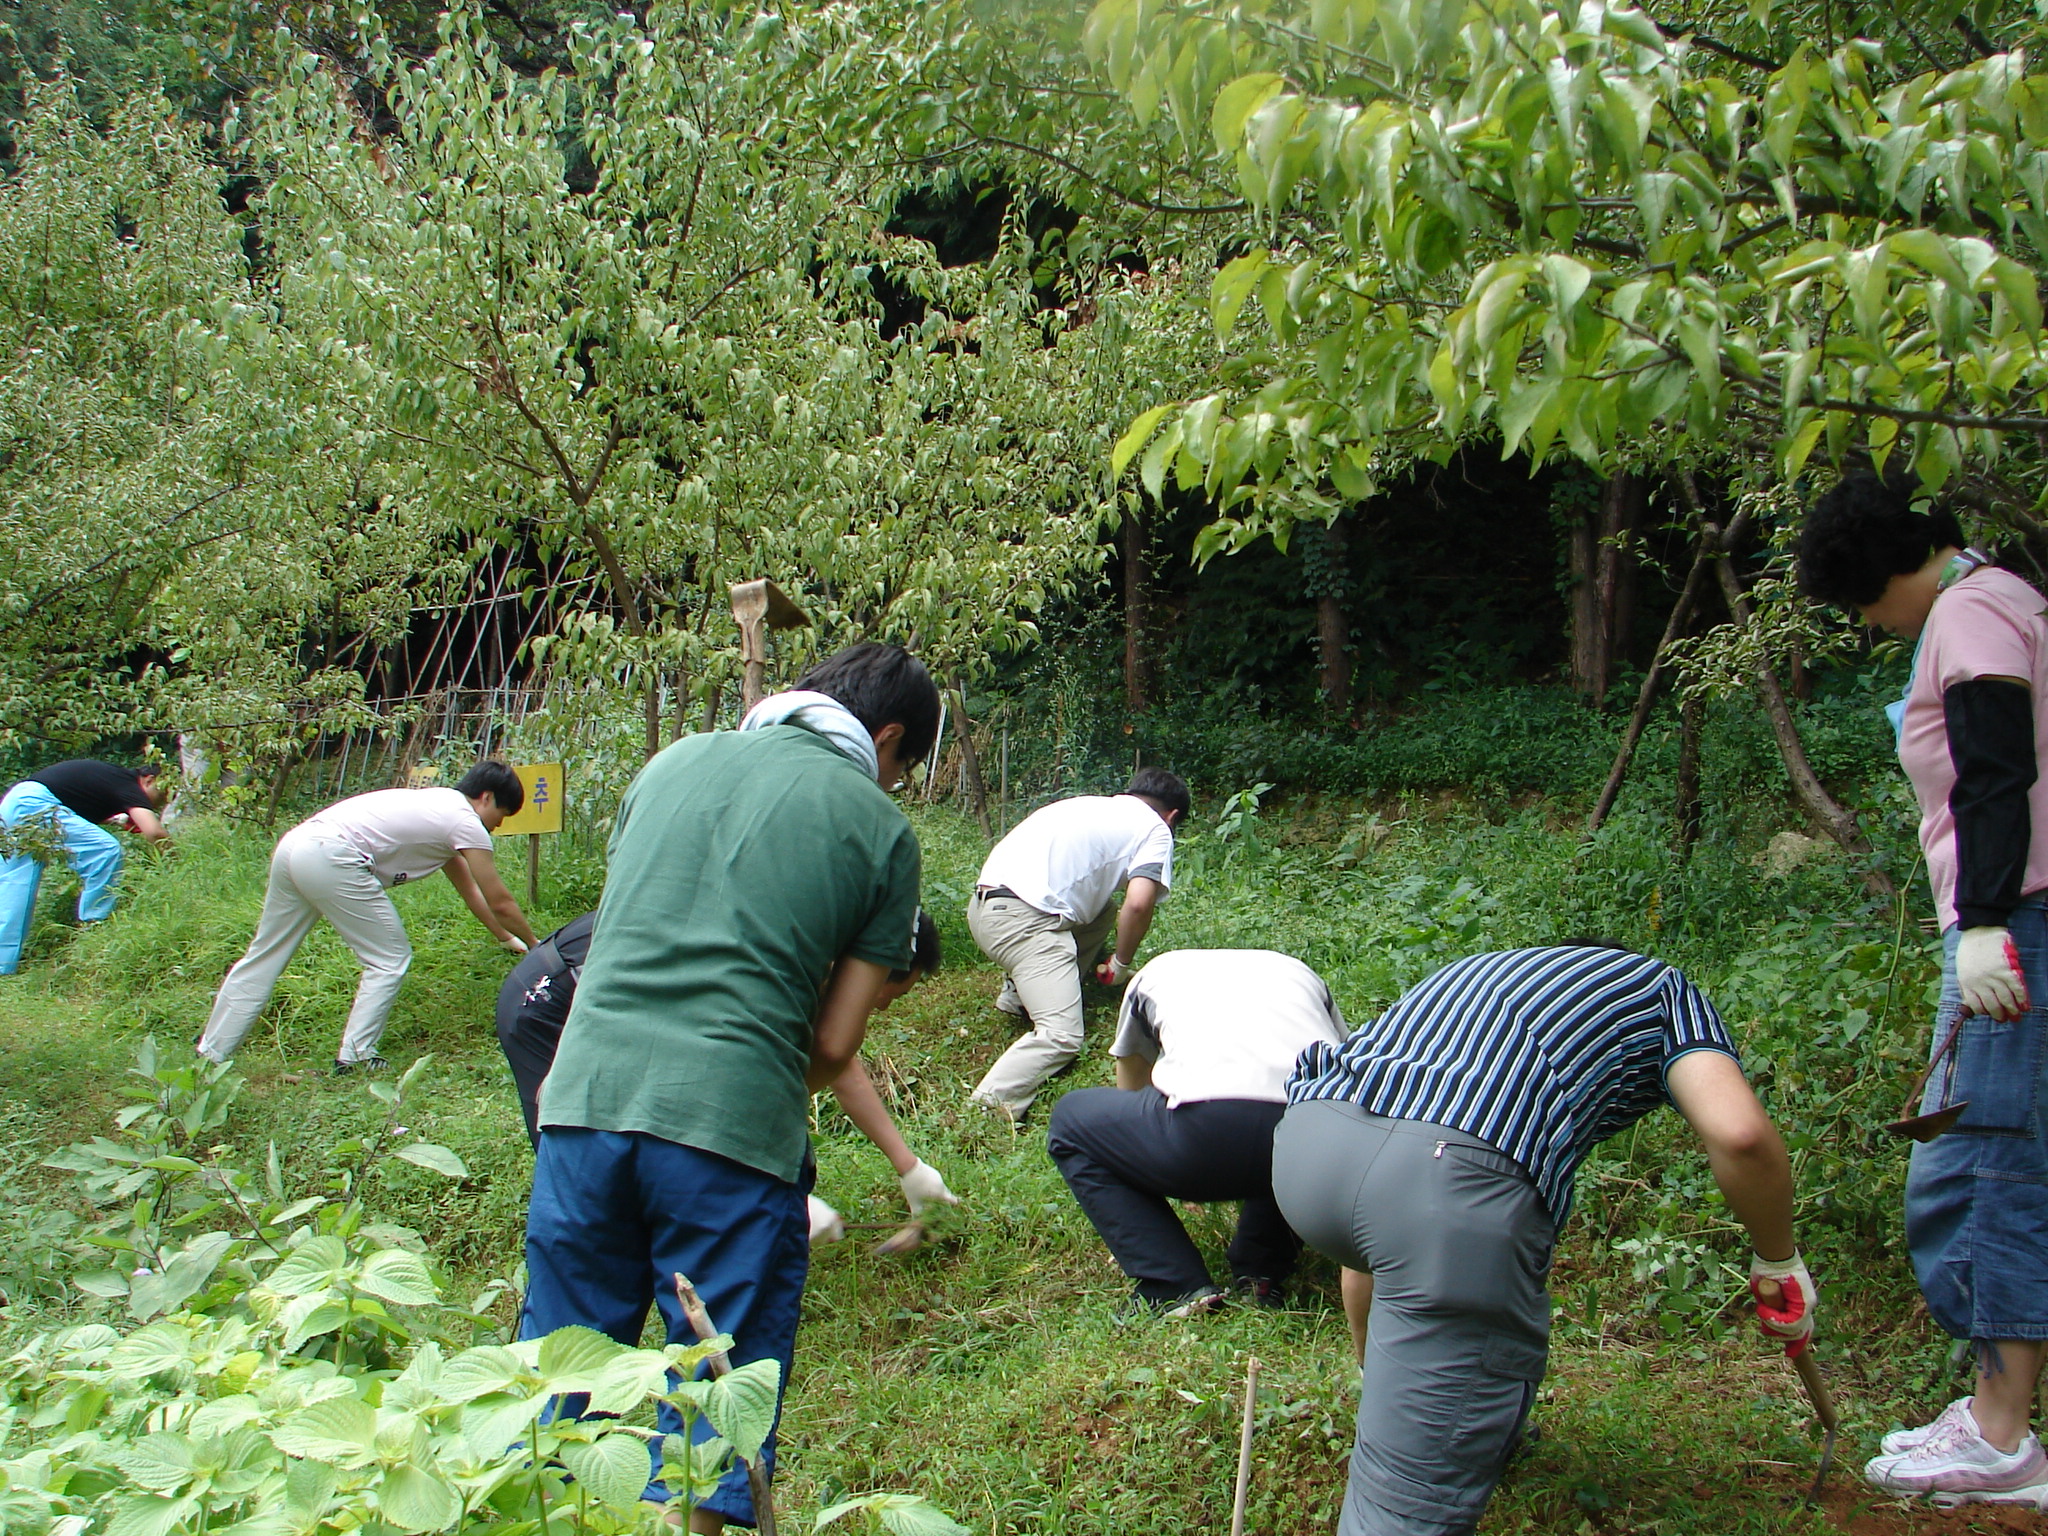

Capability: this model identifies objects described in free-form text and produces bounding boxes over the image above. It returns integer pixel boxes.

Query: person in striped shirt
[1272,944,1808,1536]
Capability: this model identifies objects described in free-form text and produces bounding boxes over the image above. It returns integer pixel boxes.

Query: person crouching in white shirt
[197,762,539,1074]
[968,768,1188,1121]
[1047,949,1347,1315]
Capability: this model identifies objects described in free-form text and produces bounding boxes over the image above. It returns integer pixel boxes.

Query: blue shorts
[1905,901,2048,1343]
[521,1128,811,1527]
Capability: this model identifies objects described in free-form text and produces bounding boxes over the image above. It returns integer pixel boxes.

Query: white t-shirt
[976,794,1173,923]
[1111,949,1347,1108]
[296,787,492,888]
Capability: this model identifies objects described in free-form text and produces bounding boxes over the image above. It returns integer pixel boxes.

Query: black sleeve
[1945,677,2037,928]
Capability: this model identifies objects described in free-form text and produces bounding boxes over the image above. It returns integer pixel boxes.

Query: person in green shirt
[520,643,939,1534]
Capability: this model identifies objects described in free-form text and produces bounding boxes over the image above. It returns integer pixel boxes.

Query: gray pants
[1272,1100,1554,1536]
[968,891,1115,1115]
[197,829,413,1065]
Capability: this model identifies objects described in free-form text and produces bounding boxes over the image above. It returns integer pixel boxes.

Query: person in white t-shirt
[968,768,1189,1119]
[1047,948,1347,1314]
[198,762,539,1074]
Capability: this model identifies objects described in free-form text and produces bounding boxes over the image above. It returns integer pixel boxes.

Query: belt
[976,886,1021,901]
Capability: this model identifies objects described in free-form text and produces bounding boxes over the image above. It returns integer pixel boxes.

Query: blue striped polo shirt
[1286,946,1739,1224]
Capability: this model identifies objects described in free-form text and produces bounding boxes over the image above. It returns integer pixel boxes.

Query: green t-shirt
[537,726,922,1182]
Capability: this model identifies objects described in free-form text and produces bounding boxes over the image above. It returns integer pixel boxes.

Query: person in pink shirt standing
[1799,473,2048,1511]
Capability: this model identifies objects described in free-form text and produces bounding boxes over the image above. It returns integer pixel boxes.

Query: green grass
[0,797,2006,1534]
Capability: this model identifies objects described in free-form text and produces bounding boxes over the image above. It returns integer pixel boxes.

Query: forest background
[5,0,2048,1531]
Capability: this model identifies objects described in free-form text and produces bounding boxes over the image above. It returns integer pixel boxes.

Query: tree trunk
[1569,472,1642,705]
[1584,509,1743,838]
[1710,548,1894,897]
[1317,518,1351,712]
[698,680,723,733]
[644,675,662,762]
[951,678,993,840]
[1123,505,1149,711]
[1674,688,1704,856]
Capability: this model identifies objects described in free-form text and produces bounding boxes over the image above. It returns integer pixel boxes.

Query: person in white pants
[198,762,539,1073]
[969,767,1188,1120]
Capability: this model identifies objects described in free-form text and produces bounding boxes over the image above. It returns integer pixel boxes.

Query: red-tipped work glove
[1093,954,1133,987]
[1749,1251,1816,1357]
[1957,927,2030,1021]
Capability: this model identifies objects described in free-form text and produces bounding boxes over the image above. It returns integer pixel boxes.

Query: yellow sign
[495,763,564,835]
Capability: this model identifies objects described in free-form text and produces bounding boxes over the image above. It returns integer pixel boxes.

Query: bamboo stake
[1230,1356,1260,1536]
[671,1274,778,1536]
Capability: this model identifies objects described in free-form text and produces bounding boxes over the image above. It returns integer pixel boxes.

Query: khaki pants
[968,891,1115,1114]
[197,828,413,1065]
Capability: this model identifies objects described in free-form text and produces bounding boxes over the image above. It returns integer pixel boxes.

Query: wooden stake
[671,1274,778,1536]
[1230,1356,1260,1536]
[526,832,540,910]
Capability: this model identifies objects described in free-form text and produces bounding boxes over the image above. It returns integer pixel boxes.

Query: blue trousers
[1906,899,2048,1343]
[521,1128,810,1527]
[0,783,124,974]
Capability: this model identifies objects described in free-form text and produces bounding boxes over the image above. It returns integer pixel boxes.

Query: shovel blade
[1886,1101,1970,1142]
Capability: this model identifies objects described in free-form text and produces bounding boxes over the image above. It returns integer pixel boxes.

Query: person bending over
[522,643,938,1534]
[1273,945,1808,1536]
[968,767,1189,1121]
[197,762,537,1073]
[1048,948,1347,1317]
[0,759,168,973]
[496,907,957,1228]
[1800,473,2048,1508]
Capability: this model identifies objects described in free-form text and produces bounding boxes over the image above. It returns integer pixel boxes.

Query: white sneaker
[1864,1411,2048,1507]
[994,982,1028,1021]
[1882,1397,1974,1456]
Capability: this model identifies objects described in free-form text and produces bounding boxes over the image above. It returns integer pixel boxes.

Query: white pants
[969,892,1115,1115]
[198,829,412,1064]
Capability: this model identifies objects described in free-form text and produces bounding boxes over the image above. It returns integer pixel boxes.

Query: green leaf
[375,1463,463,1533]
[130,1232,236,1321]
[438,1345,527,1403]
[562,1431,654,1509]
[816,1495,972,1536]
[356,1248,440,1307]
[1110,405,1173,479]
[264,1235,349,1298]
[1210,72,1284,156]
[536,1325,627,1387]
[270,1396,377,1466]
[394,1143,467,1179]
[1210,251,1269,341]
[692,1358,781,1463]
[106,1495,194,1536]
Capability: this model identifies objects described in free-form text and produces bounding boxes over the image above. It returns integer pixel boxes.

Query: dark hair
[455,760,524,815]
[793,643,942,764]
[889,909,942,983]
[1797,472,1968,609]
[1122,766,1191,823]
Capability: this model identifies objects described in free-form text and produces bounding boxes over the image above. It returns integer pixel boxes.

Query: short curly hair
[1797,472,1966,609]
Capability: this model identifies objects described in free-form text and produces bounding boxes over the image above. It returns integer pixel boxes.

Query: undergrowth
[0,770,1973,1534]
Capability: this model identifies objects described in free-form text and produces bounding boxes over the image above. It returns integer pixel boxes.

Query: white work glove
[806,1195,845,1245]
[501,935,530,956]
[1093,954,1133,987]
[1956,926,2029,1021]
[897,1159,960,1218]
[1748,1251,1816,1358]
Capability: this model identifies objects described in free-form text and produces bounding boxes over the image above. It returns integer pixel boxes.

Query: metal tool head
[1804,1419,1839,1505]
[1790,1349,1841,1506]
[870,1222,927,1257]
[1886,1100,1970,1142]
